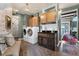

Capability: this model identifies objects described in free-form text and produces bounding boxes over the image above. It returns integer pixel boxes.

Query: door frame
[58,9,79,40]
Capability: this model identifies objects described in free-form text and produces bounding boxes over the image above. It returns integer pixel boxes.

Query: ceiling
[12,3,54,15]
[59,3,78,9]
[12,3,79,15]
[0,3,78,15]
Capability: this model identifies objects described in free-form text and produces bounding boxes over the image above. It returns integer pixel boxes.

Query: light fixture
[25,3,30,11]
[15,9,19,12]
[26,3,29,6]
[25,8,29,11]
[40,15,44,19]
[42,9,45,13]
[58,9,62,14]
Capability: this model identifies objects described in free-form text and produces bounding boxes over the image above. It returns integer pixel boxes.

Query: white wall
[0,8,12,34]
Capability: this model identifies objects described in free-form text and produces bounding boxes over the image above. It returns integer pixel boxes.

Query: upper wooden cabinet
[40,11,57,24]
[28,17,32,27]
[28,16,38,27]
[32,16,38,26]
[40,13,47,24]
[46,11,57,23]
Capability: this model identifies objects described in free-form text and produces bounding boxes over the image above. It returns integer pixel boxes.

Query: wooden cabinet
[46,11,57,23]
[28,17,32,27]
[40,13,47,24]
[38,31,58,50]
[33,16,38,26]
[28,16,38,27]
[40,11,57,24]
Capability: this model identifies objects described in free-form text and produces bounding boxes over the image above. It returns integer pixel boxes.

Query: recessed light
[25,8,29,11]
[42,9,45,13]
[15,9,19,12]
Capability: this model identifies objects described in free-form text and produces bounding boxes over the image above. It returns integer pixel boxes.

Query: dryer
[26,27,39,44]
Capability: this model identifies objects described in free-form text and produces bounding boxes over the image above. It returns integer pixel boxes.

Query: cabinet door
[47,11,57,23]
[32,16,38,26]
[28,17,32,27]
[28,16,38,27]
[47,38,55,50]
[42,37,48,48]
[38,36,42,45]
[40,13,47,23]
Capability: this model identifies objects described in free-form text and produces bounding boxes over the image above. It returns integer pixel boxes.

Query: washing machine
[23,26,31,41]
[26,27,39,44]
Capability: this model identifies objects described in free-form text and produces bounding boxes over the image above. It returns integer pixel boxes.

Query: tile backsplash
[40,24,58,32]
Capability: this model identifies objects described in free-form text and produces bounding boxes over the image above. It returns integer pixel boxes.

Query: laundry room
[0,3,79,56]
[22,3,79,56]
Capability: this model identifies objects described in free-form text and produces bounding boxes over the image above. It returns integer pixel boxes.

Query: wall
[0,10,6,33]
[12,14,25,37]
[0,8,12,34]
[0,3,11,10]
[11,15,20,37]
[62,4,79,12]
[23,14,29,26]
[20,14,29,37]
[0,7,29,38]
[13,14,29,38]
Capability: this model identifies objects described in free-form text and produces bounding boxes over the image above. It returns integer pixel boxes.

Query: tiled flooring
[19,40,68,56]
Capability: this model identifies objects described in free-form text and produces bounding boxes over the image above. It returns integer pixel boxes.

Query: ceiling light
[25,8,29,11]
[26,3,29,6]
[40,15,44,19]
[42,9,45,13]
[58,9,62,14]
[15,9,19,12]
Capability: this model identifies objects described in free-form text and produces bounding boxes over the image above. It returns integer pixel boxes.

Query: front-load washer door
[27,29,33,37]
[23,29,26,35]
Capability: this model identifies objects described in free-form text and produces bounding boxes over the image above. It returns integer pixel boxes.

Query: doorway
[59,9,78,40]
